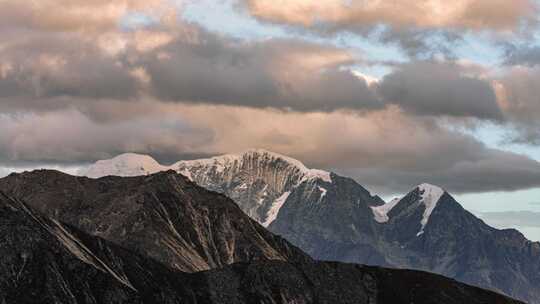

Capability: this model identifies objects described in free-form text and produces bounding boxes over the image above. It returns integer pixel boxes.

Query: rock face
[0,192,195,303]
[0,170,310,272]
[79,150,540,304]
[0,187,524,304]
[173,149,339,226]
[269,173,389,266]
[273,183,540,304]
[378,186,540,303]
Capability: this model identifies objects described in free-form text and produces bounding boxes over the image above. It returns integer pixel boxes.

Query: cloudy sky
[1,0,540,240]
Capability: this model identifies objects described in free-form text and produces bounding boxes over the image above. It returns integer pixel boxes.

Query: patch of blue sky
[468,122,540,161]
[453,32,505,67]
[119,12,157,31]
[182,0,407,68]
[182,0,286,39]
[457,188,540,213]
[516,227,540,242]
[442,119,540,162]
[455,188,540,241]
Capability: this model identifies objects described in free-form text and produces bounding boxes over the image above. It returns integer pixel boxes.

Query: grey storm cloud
[0,28,381,113]
[0,14,508,119]
[168,106,540,195]
[0,34,139,101]
[337,142,540,195]
[141,37,381,112]
[3,105,540,195]
[377,61,504,120]
[0,109,215,164]
[2,0,540,196]
[311,109,540,194]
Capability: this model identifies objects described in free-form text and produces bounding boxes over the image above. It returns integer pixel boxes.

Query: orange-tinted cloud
[0,0,170,32]
[243,0,537,32]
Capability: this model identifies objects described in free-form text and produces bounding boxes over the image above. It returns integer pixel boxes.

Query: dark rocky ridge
[0,188,524,304]
[0,169,310,272]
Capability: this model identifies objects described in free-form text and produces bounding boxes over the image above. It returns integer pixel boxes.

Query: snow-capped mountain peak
[81,153,166,178]
[370,183,446,229]
[416,183,445,236]
[174,149,331,183]
[173,149,333,226]
[79,149,334,226]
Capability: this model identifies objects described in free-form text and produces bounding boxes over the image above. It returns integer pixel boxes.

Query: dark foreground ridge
[0,171,525,304]
[0,169,311,272]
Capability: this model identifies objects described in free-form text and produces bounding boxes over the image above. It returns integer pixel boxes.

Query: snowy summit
[416,183,445,236]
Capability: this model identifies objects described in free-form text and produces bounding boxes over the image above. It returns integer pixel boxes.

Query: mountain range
[0,170,523,304]
[78,149,540,304]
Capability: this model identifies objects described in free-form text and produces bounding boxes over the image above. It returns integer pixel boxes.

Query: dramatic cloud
[143,37,380,111]
[343,149,540,194]
[0,109,213,163]
[495,66,540,144]
[0,0,169,33]
[378,61,503,120]
[242,0,537,32]
[2,102,540,194]
[0,35,140,101]
[239,0,537,58]
[0,14,380,114]
[2,0,540,197]
[169,105,540,194]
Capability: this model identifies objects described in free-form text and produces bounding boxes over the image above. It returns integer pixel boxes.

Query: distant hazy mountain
[0,173,524,304]
[79,150,540,303]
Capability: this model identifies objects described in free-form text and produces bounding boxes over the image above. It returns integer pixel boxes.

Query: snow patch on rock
[416,183,445,236]
[263,191,291,227]
[81,153,166,178]
[371,197,401,223]
[318,186,327,201]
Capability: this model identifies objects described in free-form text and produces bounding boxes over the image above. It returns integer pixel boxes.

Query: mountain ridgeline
[0,171,524,304]
[79,149,540,304]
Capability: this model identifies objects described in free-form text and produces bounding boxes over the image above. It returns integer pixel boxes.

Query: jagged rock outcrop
[0,189,524,304]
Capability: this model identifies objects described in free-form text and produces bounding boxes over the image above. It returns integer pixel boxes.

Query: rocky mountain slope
[0,170,309,272]
[0,179,524,304]
[79,150,540,303]
[376,185,540,302]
